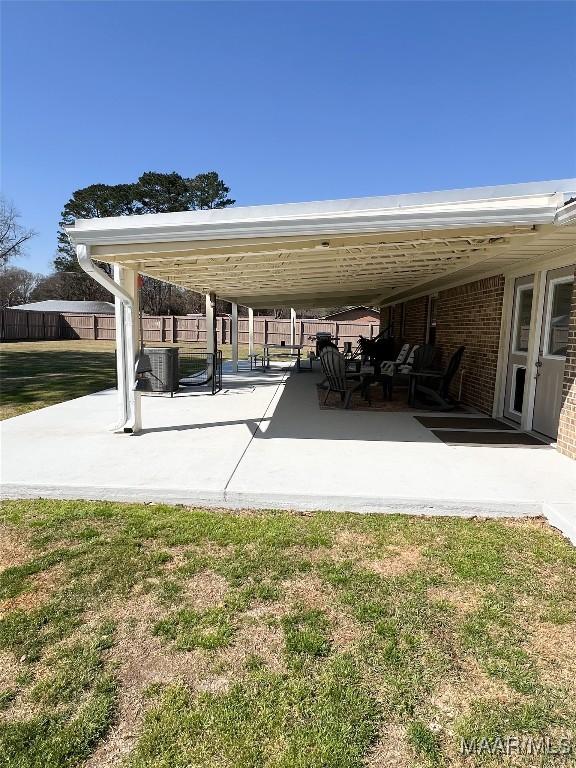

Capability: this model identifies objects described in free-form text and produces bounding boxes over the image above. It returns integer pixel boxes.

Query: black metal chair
[379,342,411,375]
[319,346,368,408]
[361,343,433,401]
[408,346,465,410]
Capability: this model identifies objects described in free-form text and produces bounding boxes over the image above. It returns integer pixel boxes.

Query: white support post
[248,307,254,357]
[290,307,296,347]
[124,268,142,433]
[113,265,141,433]
[231,302,238,372]
[113,265,128,430]
[206,292,216,377]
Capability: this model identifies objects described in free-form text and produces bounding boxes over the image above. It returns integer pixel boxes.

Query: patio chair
[379,342,412,375]
[360,344,425,401]
[319,346,368,408]
[408,346,465,410]
[358,334,396,368]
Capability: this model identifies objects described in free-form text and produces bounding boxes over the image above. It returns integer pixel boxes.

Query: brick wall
[435,275,505,413]
[389,304,402,338]
[402,296,429,345]
[384,296,429,344]
[379,305,391,334]
[557,271,576,460]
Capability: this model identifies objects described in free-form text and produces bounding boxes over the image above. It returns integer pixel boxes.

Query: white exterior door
[532,266,574,438]
[504,276,534,423]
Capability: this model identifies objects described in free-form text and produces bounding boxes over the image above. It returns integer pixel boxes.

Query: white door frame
[494,250,575,433]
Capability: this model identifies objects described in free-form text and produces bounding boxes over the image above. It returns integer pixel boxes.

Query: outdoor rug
[431,430,550,447]
[415,416,515,430]
[317,386,416,411]
[316,386,471,413]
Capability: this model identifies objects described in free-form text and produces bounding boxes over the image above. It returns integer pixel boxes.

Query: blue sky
[2,1,575,274]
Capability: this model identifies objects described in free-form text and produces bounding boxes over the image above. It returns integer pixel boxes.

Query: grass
[0,500,575,767]
[281,608,332,658]
[0,339,259,419]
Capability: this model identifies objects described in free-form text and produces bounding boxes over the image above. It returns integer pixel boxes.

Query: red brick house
[380,242,576,459]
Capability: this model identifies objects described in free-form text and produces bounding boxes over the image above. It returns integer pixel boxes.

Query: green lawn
[0,340,255,420]
[1,500,575,767]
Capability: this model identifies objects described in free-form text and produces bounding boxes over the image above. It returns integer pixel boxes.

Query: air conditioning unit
[143,347,179,395]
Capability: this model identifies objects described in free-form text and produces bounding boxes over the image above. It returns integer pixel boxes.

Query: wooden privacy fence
[0,308,62,341]
[1,309,380,348]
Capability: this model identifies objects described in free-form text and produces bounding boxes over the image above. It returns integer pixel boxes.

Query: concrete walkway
[1,362,575,541]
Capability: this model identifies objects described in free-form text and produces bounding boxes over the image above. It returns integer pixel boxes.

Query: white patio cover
[66,179,576,308]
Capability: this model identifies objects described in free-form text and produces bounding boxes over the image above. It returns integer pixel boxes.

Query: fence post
[264,317,268,345]
[170,315,175,343]
[92,314,97,340]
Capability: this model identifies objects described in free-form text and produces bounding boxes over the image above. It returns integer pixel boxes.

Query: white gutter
[76,244,137,431]
[65,181,576,248]
[76,244,132,303]
[66,197,562,247]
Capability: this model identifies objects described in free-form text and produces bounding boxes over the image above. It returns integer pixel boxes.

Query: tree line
[1,172,339,318]
[1,171,237,314]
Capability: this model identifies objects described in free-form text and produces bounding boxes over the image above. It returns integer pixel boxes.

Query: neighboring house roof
[13,300,115,314]
[323,306,379,319]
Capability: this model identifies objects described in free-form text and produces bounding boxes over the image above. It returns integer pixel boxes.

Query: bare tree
[140,277,175,316]
[0,199,35,267]
[0,267,41,308]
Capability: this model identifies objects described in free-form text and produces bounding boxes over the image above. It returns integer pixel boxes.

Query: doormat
[416,416,515,430]
[431,430,550,447]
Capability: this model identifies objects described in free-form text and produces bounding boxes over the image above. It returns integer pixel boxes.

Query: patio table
[263,344,303,371]
[359,364,394,401]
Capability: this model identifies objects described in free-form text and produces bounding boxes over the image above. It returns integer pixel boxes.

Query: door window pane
[513,286,533,353]
[547,280,573,356]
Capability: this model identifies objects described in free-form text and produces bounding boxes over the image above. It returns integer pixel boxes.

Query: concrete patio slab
[1,363,575,540]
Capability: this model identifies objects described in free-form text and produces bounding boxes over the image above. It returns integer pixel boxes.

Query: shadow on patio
[138,363,548,446]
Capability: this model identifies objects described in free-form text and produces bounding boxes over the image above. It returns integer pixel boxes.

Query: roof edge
[65,179,576,247]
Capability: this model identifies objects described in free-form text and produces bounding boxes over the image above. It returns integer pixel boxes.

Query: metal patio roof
[66,179,576,308]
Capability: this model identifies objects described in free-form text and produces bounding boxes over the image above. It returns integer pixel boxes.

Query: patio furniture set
[249,327,465,411]
[318,340,466,411]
